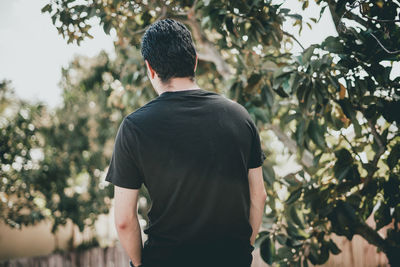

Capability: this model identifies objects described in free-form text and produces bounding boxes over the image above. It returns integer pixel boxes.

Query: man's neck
[155,78,199,95]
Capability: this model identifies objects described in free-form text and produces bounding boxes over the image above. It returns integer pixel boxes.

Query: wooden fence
[0,244,129,267]
[0,237,390,267]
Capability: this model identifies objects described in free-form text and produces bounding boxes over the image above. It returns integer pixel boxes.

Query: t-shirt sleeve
[247,119,266,169]
[105,118,144,189]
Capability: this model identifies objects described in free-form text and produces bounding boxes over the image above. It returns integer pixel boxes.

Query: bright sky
[0,0,343,107]
[0,0,115,107]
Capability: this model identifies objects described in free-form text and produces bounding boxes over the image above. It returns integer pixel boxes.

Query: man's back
[106,88,266,266]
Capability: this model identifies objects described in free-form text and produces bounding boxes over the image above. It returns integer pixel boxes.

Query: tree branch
[359,4,400,23]
[330,0,400,54]
[343,11,369,29]
[369,33,400,54]
[340,132,364,163]
[353,220,389,254]
[268,124,314,168]
[368,120,385,165]
[353,218,400,266]
[362,120,386,189]
[282,30,305,50]
[326,0,342,32]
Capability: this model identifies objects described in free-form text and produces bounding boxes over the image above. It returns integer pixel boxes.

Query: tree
[0,80,47,228]
[0,65,114,240]
[11,0,397,264]
[266,1,400,265]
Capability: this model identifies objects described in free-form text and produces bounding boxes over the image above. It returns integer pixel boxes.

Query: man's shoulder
[215,94,251,119]
[124,90,251,124]
[124,97,162,124]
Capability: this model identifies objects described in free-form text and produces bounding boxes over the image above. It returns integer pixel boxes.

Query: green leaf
[338,99,361,137]
[346,194,362,210]
[302,45,316,64]
[225,16,234,34]
[41,4,52,13]
[327,239,341,255]
[383,174,400,207]
[318,5,327,22]
[394,204,400,222]
[374,202,392,230]
[334,149,353,181]
[282,78,291,94]
[259,235,275,265]
[103,21,112,34]
[302,0,309,9]
[277,246,294,260]
[319,243,330,264]
[247,73,262,87]
[295,118,308,148]
[262,163,275,186]
[286,188,302,204]
[255,231,270,248]
[322,36,344,53]
[283,173,300,187]
[262,84,274,108]
[250,106,270,123]
[303,258,309,267]
[276,234,287,245]
[387,143,400,170]
[288,205,304,227]
[290,73,304,94]
[307,120,326,148]
[287,221,309,240]
[273,66,294,81]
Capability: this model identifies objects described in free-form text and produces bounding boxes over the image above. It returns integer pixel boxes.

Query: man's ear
[145,60,156,79]
[194,54,198,72]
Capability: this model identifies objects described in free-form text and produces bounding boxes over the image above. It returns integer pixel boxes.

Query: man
[105,19,267,267]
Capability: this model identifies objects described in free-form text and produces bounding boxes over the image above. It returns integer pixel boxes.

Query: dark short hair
[141,19,197,83]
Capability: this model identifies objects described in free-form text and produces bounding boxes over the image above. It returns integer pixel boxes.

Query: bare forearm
[116,216,143,266]
[249,198,266,245]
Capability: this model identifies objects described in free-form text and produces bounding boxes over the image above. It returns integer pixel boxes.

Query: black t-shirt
[105,88,266,267]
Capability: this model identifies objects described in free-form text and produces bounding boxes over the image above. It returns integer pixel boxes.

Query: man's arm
[114,185,143,266]
[248,166,267,246]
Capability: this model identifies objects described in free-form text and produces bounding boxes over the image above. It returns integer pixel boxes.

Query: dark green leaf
[327,239,341,255]
[286,188,302,204]
[255,231,270,248]
[276,234,287,245]
[307,120,326,148]
[247,73,262,87]
[322,36,344,53]
[374,202,392,230]
[259,235,275,265]
[288,205,304,227]
[262,163,275,186]
[302,45,316,64]
[41,4,52,13]
[387,143,400,170]
[334,148,353,181]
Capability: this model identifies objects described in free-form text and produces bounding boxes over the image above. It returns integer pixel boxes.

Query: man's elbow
[260,189,267,203]
[115,214,137,231]
[257,187,267,205]
[251,188,267,205]
[116,220,130,231]
[261,189,267,202]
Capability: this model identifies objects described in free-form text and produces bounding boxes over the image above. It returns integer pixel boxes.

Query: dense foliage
[0,71,112,235]
[1,0,399,265]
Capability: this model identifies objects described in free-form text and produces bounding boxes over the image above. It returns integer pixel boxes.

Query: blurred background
[1,0,399,266]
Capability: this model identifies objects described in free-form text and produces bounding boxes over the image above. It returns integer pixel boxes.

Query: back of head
[141,19,197,83]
